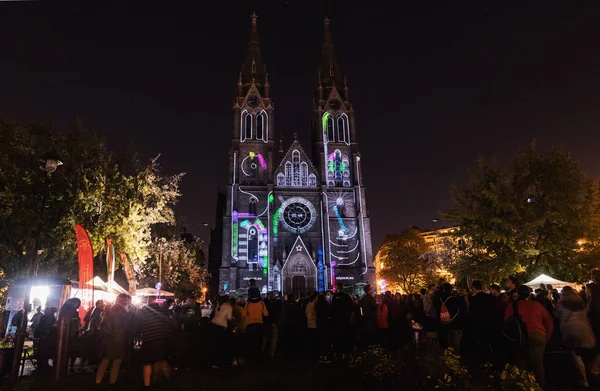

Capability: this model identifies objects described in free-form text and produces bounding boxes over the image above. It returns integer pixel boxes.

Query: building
[374,226,459,292]
[215,14,375,296]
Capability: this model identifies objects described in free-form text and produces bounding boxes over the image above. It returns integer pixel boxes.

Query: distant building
[374,226,460,291]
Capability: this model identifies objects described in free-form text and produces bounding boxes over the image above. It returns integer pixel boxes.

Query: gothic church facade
[218,14,374,296]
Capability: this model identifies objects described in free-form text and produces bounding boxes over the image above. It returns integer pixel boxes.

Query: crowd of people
[12,271,600,389]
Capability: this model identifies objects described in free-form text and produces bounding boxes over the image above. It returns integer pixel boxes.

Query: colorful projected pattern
[322,112,331,137]
[331,260,337,291]
[272,207,281,236]
[232,211,239,261]
[333,205,349,233]
[317,250,324,292]
[257,154,267,170]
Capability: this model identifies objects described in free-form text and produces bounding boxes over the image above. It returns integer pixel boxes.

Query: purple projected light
[256,154,267,170]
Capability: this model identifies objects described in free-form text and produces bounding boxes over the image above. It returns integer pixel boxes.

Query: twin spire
[241,13,346,95]
[241,12,266,86]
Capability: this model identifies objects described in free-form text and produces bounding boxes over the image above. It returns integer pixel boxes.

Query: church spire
[318,17,344,95]
[241,12,266,86]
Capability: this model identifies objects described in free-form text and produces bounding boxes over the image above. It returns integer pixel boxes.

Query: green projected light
[322,112,330,135]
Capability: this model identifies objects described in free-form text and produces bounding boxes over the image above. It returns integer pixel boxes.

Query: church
[215,13,375,297]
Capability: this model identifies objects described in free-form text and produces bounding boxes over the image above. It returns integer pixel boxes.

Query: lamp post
[10,152,62,387]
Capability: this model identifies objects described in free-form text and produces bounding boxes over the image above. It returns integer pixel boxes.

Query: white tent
[135,287,175,297]
[524,274,572,289]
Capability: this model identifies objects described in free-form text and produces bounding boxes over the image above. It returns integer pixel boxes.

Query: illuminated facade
[217,14,375,296]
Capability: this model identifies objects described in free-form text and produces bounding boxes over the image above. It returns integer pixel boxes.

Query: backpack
[440,297,457,324]
[501,300,528,349]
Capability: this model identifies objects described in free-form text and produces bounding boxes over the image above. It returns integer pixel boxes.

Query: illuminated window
[243,112,252,141]
[277,173,285,186]
[292,150,301,186]
[249,198,257,215]
[327,170,334,187]
[285,162,292,186]
[334,150,342,184]
[248,226,259,264]
[256,113,263,140]
[300,162,308,186]
[342,155,350,187]
[326,117,334,142]
[252,59,257,73]
[329,62,334,76]
[308,174,316,187]
[337,117,346,143]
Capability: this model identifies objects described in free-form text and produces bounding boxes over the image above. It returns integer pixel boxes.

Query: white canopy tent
[523,274,572,290]
[135,287,175,297]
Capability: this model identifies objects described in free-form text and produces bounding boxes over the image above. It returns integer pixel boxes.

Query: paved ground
[22,358,365,391]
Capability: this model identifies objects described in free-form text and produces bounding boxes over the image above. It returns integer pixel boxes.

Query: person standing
[29,306,43,337]
[262,292,281,360]
[375,295,389,347]
[140,303,171,387]
[359,285,377,349]
[305,294,318,360]
[94,295,132,390]
[504,285,553,387]
[281,294,303,361]
[244,291,268,364]
[468,281,495,360]
[211,295,233,369]
[315,294,332,363]
[331,283,355,359]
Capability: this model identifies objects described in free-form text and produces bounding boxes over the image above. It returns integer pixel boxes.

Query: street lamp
[10,152,63,386]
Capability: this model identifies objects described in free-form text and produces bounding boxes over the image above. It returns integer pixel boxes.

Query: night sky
[2,1,600,250]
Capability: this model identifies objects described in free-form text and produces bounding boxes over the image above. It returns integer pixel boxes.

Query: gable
[274,141,319,188]
[282,235,317,273]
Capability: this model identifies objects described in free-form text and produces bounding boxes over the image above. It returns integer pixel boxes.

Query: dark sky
[2,1,600,250]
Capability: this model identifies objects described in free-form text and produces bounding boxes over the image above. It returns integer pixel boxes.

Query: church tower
[311,17,375,289]
[220,13,274,293]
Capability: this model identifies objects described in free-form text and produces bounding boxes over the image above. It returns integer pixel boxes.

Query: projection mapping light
[241,152,267,176]
[317,249,324,292]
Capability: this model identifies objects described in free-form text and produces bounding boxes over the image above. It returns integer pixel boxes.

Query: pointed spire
[318,17,344,96]
[241,12,265,86]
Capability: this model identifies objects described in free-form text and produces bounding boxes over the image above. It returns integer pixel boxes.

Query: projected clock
[279,196,317,233]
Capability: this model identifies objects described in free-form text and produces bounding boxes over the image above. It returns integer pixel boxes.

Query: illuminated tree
[377,228,439,294]
[444,143,600,283]
[0,118,183,280]
[134,236,207,299]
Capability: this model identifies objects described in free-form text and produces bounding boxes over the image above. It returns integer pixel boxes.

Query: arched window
[308,174,316,187]
[252,59,257,74]
[334,150,342,184]
[256,113,263,140]
[337,117,346,143]
[277,173,285,187]
[327,171,334,187]
[247,226,259,264]
[326,117,334,142]
[300,162,308,187]
[285,162,292,186]
[292,150,301,186]
[249,198,257,215]
[243,112,252,140]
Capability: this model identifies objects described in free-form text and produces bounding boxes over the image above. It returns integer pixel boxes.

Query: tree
[0,118,183,281]
[134,236,207,299]
[377,228,439,293]
[444,143,599,283]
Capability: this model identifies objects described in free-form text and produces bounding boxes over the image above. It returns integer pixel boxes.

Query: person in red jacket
[375,295,389,347]
[504,285,553,387]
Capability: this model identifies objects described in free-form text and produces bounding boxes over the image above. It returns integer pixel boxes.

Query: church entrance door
[292,276,306,297]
